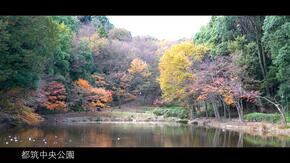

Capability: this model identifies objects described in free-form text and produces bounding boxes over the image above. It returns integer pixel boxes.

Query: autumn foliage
[41,81,68,112]
[75,78,91,89]
[92,74,109,87]
[159,41,209,101]
[128,58,151,77]
[0,87,44,125]
[189,55,260,121]
[75,78,112,110]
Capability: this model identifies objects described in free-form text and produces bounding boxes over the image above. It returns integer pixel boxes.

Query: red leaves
[41,81,67,111]
[189,55,260,106]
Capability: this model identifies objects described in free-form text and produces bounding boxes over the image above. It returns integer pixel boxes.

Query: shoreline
[190,118,290,138]
[3,110,290,139]
[45,111,290,138]
[41,110,187,125]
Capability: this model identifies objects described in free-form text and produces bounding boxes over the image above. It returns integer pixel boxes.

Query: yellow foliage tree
[128,58,151,77]
[158,41,209,101]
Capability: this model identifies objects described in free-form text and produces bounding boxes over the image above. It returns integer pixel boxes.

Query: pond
[0,122,290,147]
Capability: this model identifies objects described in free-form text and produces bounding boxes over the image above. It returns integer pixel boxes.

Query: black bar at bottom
[0,148,289,161]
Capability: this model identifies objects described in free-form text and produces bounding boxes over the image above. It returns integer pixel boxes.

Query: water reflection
[0,123,289,147]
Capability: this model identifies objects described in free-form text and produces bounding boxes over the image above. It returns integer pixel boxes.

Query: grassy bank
[149,106,188,119]
[244,112,290,123]
[42,107,186,124]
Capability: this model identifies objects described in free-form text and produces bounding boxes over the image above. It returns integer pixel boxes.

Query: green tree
[91,16,114,32]
[194,16,239,56]
[262,16,290,102]
[70,40,94,81]
[46,22,74,77]
[0,16,58,89]
[108,28,132,41]
[52,16,80,32]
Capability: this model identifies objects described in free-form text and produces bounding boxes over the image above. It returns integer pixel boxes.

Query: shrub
[244,112,281,123]
[152,106,189,119]
[196,107,215,117]
[153,108,168,116]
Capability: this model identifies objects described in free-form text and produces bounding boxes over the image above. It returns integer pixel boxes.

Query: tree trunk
[236,102,242,122]
[117,95,122,109]
[255,18,271,95]
[234,99,244,122]
[239,99,244,122]
[228,106,231,120]
[220,100,227,119]
[205,102,209,118]
[192,105,197,119]
[143,94,147,105]
[257,45,266,79]
[212,102,220,120]
[260,96,287,126]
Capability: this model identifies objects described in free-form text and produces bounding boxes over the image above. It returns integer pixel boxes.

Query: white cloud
[107,16,211,41]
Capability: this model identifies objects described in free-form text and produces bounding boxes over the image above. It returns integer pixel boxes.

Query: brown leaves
[240,91,260,103]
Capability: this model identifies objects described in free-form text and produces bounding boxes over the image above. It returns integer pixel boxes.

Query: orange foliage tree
[41,81,68,112]
[75,78,112,110]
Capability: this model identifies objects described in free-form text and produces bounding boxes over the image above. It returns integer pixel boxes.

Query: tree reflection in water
[0,123,289,147]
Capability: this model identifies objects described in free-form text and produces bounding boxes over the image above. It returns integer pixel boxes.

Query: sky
[107,16,211,41]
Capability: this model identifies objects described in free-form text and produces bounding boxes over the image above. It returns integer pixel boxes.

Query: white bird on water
[117,137,120,140]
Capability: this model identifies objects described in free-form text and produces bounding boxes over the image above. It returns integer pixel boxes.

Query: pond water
[0,122,289,147]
